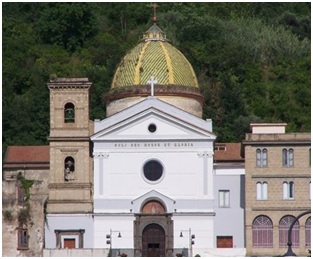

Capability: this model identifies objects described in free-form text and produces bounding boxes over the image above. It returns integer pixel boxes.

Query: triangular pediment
[91,97,216,142]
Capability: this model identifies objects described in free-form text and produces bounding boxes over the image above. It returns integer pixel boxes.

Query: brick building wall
[244,125,311,256]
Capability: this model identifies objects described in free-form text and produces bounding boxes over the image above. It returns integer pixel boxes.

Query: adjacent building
[2,146,49,257]
[213,143,246,256]
[243,123,311,257]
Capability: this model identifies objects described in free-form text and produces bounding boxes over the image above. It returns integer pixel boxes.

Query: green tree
[36,3,98,52]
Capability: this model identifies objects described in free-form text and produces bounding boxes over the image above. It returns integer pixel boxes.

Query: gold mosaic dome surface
[111,24,199,89]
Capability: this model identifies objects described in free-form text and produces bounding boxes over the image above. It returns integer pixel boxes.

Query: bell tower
[47,78,93,213]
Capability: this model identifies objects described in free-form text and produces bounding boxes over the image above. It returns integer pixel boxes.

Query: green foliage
[20,179,34,202]
[2,2,311,149]
[3,210,14,222]
[18,205,31,226]
[36,3,98,52]
[16,173,34,226]
[17,173,34,202]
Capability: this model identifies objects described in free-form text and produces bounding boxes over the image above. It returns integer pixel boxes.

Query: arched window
[256,148,267,167]
[256,182,268,200]
[279,216,299,247]
[282,148,294,167]
[252,215,273,247]
[283,181,294,200]
[305,217,311,247]
[64,103,75,123]
[64,156,75,181]
[141,200,166,214]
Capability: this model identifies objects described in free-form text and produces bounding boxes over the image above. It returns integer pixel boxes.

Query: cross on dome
[147,76,157,97]
[150,3,159,24]
[143,3,166,42]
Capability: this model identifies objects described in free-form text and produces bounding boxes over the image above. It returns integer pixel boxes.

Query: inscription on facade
[114,142,194,148]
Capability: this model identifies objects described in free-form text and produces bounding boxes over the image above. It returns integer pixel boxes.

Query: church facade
[91,97,216,257]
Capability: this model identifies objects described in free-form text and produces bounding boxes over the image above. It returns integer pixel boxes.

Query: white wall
[96,151,207,196]
[213,167,245,248]
[93,215,134,249]
[173,215,214,252]
[45,214,94,249]
[94,143,214,214]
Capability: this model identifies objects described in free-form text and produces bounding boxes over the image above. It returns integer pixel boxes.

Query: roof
[214,143,244,162]
[3,146,50,169]
[111,24,198,89]
[93,97,215,140]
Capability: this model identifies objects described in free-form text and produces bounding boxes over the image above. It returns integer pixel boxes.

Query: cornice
[251,174,310,178]
[48,183,92,189]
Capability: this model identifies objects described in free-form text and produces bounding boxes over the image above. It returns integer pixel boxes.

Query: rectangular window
[256,149,267,167]
[217,236,233,248]
[215,145,226,151]
[263,183,268,200]
[283,182,294,200]
[17,229,29,249]
[219,190,230,207]
[18,186,26,205]
[257,182,268,200]
[283,148,294,167]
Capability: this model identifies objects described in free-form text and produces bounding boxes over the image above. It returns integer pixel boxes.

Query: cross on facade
[147,76,157,97]
[150,3,159,23]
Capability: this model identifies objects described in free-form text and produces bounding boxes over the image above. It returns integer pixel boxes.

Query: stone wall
[43,248,109,257]
[2,168,49,257]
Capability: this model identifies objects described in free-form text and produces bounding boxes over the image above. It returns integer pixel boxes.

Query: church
[3,4,311,257]
[3,8,246,257]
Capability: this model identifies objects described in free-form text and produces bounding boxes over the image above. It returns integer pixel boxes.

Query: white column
[197,151,214,197]
[93,152,109,196]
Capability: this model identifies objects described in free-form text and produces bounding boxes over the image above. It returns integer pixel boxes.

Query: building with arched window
[243,123,311,256]
[305,217,311,247]
[279,215,299,247]
[252,215,273,247]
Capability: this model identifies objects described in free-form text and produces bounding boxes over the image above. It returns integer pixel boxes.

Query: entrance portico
[134,200,173,257]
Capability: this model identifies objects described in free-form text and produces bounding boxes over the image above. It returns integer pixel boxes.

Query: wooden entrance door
[142,224,166,257]
[217,236,233,248]
[63,238,76,249]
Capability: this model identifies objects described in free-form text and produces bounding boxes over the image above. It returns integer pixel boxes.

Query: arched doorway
[142,224,165,257]
[133,199,173,257]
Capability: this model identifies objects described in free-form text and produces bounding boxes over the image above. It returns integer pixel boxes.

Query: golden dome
[111,24,199,89]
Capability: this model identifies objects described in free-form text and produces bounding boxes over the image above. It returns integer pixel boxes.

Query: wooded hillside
[3,3,311,156]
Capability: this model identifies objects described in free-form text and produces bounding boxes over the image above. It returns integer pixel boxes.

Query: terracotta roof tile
[214,143,244,162]
[4,146,49,163]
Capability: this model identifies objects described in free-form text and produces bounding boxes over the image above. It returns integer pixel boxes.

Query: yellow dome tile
[111,24,198,89]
